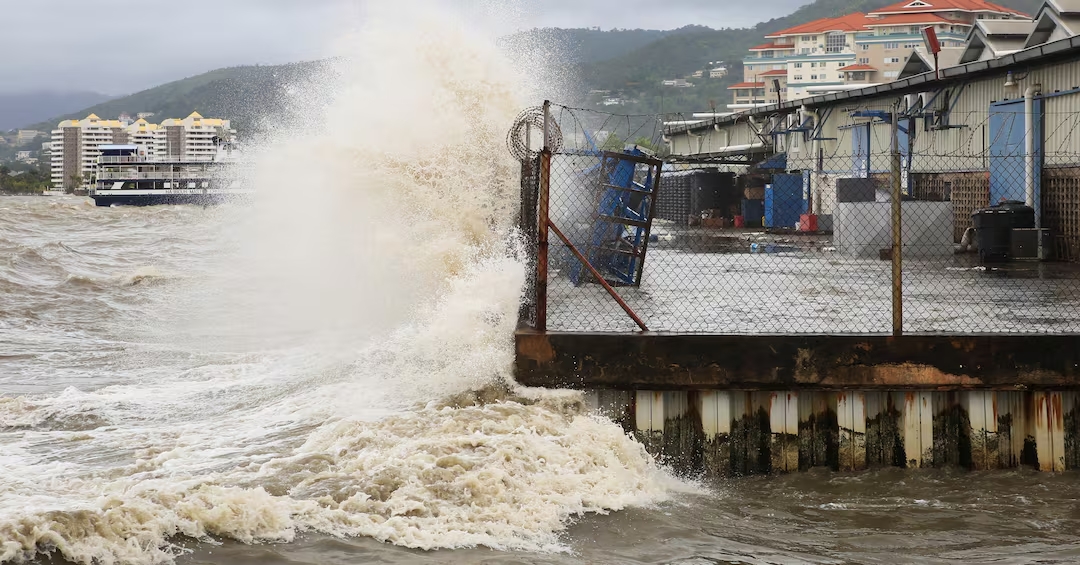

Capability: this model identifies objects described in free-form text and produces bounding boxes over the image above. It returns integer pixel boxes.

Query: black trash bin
[972,200,1035,262]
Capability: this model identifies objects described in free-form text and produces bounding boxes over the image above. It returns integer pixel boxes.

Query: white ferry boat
[90,144,250,207]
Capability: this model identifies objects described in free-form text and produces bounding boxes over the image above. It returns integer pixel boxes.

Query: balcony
[97,171,218,181]
[98,156,147,164]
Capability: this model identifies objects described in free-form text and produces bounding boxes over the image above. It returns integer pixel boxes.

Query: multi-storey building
[153,112,234,162]
[50,112,234,191]
[15,130,44,146]
[128,118,159,159]
[50,114,127,191]
[732,0,1029,108]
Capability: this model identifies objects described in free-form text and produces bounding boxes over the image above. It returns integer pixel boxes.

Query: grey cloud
[1,0,353,94]
[0,0,809,95]
[518,0,810,31]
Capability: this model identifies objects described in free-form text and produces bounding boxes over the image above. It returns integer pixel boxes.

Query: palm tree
[68,173,84,194]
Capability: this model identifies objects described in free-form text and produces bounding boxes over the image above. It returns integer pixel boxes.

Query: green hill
[579,0,1042,115]
[28,28,680,134]
[25,0,1046,132]
[25,60,338,136]
[499,27,679,63]
[0,91,113,131]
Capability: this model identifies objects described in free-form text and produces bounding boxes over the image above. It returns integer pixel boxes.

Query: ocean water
[4,5,1080,564]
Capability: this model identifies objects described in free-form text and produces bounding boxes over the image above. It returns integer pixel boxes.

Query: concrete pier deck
[516,331,1080,390]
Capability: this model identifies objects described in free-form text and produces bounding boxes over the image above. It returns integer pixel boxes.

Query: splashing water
[0,5,679,564]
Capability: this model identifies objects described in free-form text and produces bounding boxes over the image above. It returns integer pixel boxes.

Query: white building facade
[153,112,234,162]
[734,0,1030,108]
[50,112,235,191]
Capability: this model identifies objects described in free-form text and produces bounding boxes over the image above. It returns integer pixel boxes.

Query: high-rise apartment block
[50,112,234,191]
[730,0,1029,108]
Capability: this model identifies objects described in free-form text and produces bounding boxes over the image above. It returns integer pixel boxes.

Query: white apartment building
[50,112,235,191]
[50,114,127,190]
[127,118,159,159]
[733,0,1030,107]
[153,112,235,162]
[15,130,44,146]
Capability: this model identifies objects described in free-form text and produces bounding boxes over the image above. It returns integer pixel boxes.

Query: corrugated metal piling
[585,386,1078,475]
[527,333,1080,474]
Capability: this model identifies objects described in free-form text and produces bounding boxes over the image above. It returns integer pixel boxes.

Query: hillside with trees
[21,0,1046,132]
[579,0,1043,115]
[0,163,50,194]
[0,91,112,131]
[499,27,679,63]
[24,60,339,137]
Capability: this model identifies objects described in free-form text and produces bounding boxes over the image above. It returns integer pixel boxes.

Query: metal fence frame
[515,100,1080,336]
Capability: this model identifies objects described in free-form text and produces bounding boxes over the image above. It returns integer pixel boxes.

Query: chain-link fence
[512,101,1080,334]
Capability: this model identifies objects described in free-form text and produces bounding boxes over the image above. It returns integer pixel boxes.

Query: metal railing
[96,172,217,181]
[97,156,146,164]
[97,155,225,164]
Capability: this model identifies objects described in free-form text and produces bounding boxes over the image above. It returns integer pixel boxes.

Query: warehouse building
[666,2,1080,261]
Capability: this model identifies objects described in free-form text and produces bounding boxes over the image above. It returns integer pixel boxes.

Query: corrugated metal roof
[1048,0,1080,15]
[839,64,878,71]
[974,19,1038,36]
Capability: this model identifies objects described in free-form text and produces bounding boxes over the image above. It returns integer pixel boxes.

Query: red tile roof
[758,69,789,76]
[765,13,873,38]
[863,13,968,25]
[868,0,1028,18]
[764,1,1026,40]
[728,82,766,89]
[749,42,795,50]
[838,64,878,71]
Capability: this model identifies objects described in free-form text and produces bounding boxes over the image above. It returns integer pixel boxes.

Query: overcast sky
[2,0,808,96]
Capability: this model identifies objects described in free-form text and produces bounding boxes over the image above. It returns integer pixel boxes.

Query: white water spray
[0,5,679,564]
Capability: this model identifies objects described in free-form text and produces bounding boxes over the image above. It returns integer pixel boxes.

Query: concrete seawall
[517,330,1080,474]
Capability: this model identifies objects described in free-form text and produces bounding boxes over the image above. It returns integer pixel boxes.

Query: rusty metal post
[891,107,903,337]
[549,221,649,332]
[536,100,552,332]
[634,160,662,287]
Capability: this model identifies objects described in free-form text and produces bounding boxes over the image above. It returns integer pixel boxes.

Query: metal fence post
[536,100,552,332]
[891,106,904,337]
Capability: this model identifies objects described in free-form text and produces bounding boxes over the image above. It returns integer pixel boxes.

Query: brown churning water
[3,4,1080,564]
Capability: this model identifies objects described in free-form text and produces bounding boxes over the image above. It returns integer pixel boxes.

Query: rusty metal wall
[517,156,540,327]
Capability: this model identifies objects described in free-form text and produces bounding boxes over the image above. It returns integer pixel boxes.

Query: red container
[734,215,745,228]
[799,214,818,232]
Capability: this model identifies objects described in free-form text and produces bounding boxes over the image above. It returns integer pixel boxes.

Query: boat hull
[90,190,251,207]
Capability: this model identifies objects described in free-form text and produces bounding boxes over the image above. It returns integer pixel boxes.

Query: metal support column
[536,100,552,332]
[891,107,904,337]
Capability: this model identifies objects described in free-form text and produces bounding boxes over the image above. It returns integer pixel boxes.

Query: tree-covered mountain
[25,28,680,134]
[24,60,338,137]
[499,27,680,63]
[21,0,1048,132]
[0,91,113,131]
[578,0,1043,115]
